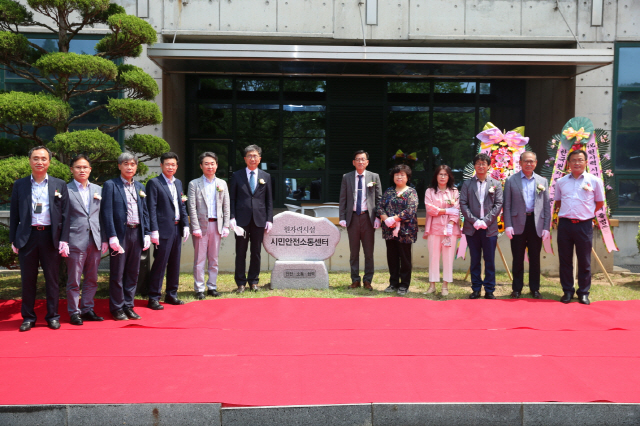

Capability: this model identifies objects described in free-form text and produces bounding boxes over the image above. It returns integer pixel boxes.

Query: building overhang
[147,43,613,79]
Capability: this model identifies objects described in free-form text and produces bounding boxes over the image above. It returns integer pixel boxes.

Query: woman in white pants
[423,165,461,296]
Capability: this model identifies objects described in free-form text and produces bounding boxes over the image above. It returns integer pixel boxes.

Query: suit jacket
[67,181,106,251]
[146,175,189,240]
[187,176,230,235]
[460,176,504,238]
[503,172,550,238]
[230,168,273,227]
[100,177,150,245]
[339,170,382,227]
[10,175,70,249]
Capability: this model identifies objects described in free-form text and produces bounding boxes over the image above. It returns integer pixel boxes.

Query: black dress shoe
[164,297,185,305]
[207,289,220,297]
[560,292,573,304]
[112,310,129,321]
[123,307,141,320]
[80,310,104,321]
[19,321,35,332]
[69,314,83,326]
[531,291,542,299]
[469,291,481,299]
[47,319,61,330]
[236,285,245,294]
[484,293,496,300]
[195,292,206,300]
[578,294,591,305]
[250,284,259,292]
[510,291,521,299]
[148,299,165,310]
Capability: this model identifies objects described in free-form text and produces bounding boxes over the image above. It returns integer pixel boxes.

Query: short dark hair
[567,149,587,163]
[160,152,179,164]
[28,145,52,160]
[390,164,412,182]
[429,165,454,190]
[353,150,369,160]
[244,145,262,157]
[473,153,491,166]
[198,151,218,164]
[70,153,91,167]
[520,151,537,161]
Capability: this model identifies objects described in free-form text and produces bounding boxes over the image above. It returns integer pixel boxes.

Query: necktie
[356,174,363,215]
[250,171,256,194]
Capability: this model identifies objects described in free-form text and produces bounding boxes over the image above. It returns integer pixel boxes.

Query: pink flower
[603,153,610,160]
[606,185,613,190]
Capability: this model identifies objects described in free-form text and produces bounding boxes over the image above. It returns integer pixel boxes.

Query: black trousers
[385,239,412,289]
[109,226,143,313]
[18,228,60,323]
[148,224,182,301]
[510,214,543,293]
[235,217,264,287]
[557,217,593,296]
[347,212,375,283]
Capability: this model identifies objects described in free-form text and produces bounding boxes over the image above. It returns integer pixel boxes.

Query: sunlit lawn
[1,269,639,302]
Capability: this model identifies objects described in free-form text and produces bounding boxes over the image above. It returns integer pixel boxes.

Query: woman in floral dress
[376,164,418,295]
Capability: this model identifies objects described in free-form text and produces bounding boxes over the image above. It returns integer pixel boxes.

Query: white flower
[139,190,147,198]
[488,185,496,194]
[54,189,62,198]
[259,178,265,185]
[93,192,102,200]
[581,183,593,192]
[181,194,188,202]
[536,184,545,194]
[367,181,376,187]
[216,185,223,192]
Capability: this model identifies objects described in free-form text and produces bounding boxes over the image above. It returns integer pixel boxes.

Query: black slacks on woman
[385,239,412,290]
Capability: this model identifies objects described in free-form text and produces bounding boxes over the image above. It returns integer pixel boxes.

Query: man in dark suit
[65,154,108,325]
[339,150,382,290]
[146,152,190,309]
[460,153,504,299]
[504,151,551,299]
[229,144,273,293]
[10,146,70,332]
[100,152,151,321]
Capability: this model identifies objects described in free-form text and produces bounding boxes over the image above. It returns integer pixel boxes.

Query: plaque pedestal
[270,260,329,290]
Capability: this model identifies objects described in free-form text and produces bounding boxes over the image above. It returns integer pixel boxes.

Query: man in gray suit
[339,150,382,290]
[504,151,551,299]
[65,154,108,325]
[460,153,504,299]
[188,152,230,299]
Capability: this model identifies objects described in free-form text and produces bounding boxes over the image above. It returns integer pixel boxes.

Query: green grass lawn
[1,269,639,302]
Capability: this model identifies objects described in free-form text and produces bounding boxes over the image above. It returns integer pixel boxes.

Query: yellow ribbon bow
[562,127,590,143]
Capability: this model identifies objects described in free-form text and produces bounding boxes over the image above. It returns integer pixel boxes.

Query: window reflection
[618,48,640,88]
[237,105,280,139]
[191,104,232,136]
[387,81,430,93]
[284,177,322,201]
[237,79,279,91]
[617,92,640,130]
[618,179,640,207]
[615,133,640,170]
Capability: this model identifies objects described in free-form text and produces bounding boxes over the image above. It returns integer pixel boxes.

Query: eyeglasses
[245,155,260,159]
[521,160,536,164]
[570,159,586,164]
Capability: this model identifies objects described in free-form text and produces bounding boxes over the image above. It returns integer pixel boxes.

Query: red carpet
[1,298,640,406]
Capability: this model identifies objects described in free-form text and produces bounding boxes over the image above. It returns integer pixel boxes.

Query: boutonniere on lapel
[139,190,146,198]
[181,193,188,202]
[536,184,545,194]
[488,185,497,194]
[445,197,457,205]
[93,192,102,200]
[581,183,594,192]
[216,184,223,192]
[367,181,376,188]
[54,189,62,198]
[259,178,265,185]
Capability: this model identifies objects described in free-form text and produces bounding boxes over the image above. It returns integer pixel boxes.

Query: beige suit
[187,176,230,292]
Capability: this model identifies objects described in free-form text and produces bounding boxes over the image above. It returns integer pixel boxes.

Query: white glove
[234,225,245,237]
[265,221,273,233]
[109,236,125,254]
[445,224,453,236]
[183,227,190,243]
[339,220,347,227]
[143,235,151,251]
[473,220,487,230]
[58,241,69,257]
[101,242,109,254]
[445,208,459,216]
[11,243,18,254]
[505,227,514,239]
[384,216,397,228]
[150,230,160,246]
[478,220,488,229]
[192,229,202,238]
[230,218,237,229]
[373,218,381,229]
[542,230,551,241]
[426,204,440,217]
[392,225,400,238]
[221,227,230,238]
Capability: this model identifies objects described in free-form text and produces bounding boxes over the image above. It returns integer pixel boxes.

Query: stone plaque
[264,212,340,289]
